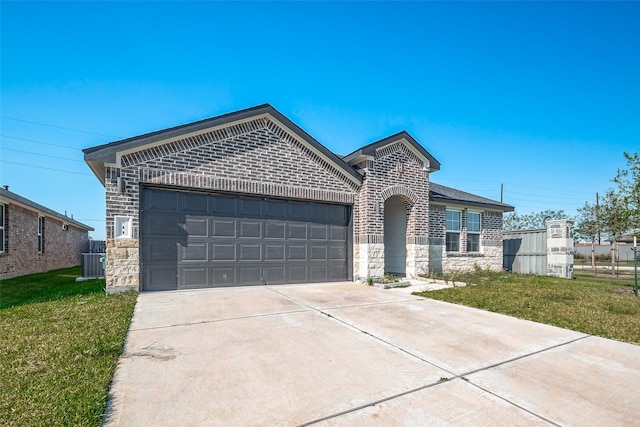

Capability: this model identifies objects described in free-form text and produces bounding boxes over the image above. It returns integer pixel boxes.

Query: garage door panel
[330,226,347,241]
[310,225,328,240]
[238,244,261,261]
[328,204,348,224]
[141,187,351,290]
[211,267,235,285]
[329,245,347,260]
[143,190,178,211]
[329,264,348,280]
[184,217,208,236]
[182,242,208,261]
[310,245,328,261]
[263,265,286,284]
[238,198,262,217]
[264,199,286,218]
[310,265,328,281]
[288,202,308,220]
[180,267,208,289]
[265,222,285,239]
[238,220,261,238]
[288,245,307,260]
[210,196,236,215]
[179,193,208,214]
[288,265,308,282]
[144,215,182,238]
[288,224,307,239]
[145,240,178,262]
[309,203,328,222]
[238,266,262,284]
[146,266,177,290]
[213,220,236,237]
[264,244,285,261]
[212,243,235,261]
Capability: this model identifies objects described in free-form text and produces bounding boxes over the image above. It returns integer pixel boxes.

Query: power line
[1,160,93,176]
[0,115,119,138]
[1,134,79,150]
[0,147,83,162]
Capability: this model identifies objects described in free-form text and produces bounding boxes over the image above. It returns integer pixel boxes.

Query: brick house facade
[84,104,513,292]
[0,187,93,280]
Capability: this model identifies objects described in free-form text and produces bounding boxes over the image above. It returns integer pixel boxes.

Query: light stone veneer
[105,238,139,293]
[406,244,429,278]
[355,243,385,280]
[355,243,429,280]
[442,246,503,273]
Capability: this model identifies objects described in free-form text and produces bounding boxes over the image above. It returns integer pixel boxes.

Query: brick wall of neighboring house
[0,203,89,280]
[353,142,430,280]
[103,116,359,290]
[429,204,504,273]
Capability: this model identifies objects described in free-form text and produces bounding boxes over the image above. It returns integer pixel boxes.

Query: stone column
[546,219,574,278]
[105,238,140,293]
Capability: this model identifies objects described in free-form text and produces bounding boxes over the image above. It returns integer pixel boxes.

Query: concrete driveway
[104,282,639,426]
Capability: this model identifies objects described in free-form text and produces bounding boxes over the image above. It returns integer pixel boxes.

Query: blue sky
[1,1,638,240]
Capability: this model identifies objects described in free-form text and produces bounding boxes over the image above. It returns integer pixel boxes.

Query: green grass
[0,267,138,426]
[415,270,640,345]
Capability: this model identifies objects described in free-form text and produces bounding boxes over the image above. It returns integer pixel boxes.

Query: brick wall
[104,116,359,290]
[429,203,504,274]
[0,203,89,279]
[353,142,430,279]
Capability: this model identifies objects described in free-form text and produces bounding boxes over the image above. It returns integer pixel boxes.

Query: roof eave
[430,196,515,212]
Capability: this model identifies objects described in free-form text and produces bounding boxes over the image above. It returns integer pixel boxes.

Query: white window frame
[0,204,5,253]
[445,209,461,252]
[466,211,481,252]
[38,216,44,253]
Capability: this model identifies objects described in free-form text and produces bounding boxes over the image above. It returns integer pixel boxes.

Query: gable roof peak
[343,131,441,172]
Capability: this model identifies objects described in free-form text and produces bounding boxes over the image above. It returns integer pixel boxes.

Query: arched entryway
[384,196,408,276]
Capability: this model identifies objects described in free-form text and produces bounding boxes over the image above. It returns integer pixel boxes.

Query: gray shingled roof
[429,182,514,212]
[0,187,94,231]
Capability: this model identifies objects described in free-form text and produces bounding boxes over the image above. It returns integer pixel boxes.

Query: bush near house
[415,270,640,345]
[0,267,137,426]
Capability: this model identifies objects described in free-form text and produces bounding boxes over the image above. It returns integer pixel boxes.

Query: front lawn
[415,270,640,345]
[0,267,138,426]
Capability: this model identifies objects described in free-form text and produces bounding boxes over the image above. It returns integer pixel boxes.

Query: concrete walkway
[104,282,640,426]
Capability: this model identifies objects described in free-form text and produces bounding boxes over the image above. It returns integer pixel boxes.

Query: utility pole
[500,183,504,203]
[596,192,601,245]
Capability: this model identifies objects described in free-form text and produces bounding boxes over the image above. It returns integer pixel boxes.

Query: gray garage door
[140,187,351,291]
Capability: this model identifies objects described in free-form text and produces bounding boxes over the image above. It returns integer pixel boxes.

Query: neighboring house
[84,104,513,293]
[0,186,93,280]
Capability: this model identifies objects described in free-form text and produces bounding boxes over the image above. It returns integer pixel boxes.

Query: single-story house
[84,104,513,293]
[0,186,93,280]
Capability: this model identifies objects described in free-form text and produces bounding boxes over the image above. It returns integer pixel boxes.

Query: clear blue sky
[1,1,638,240]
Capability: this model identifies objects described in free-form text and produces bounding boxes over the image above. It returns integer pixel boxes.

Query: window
[467,212,481,252]
[445,210,461,252]
[0,204,5,253]
[38,216,44,253]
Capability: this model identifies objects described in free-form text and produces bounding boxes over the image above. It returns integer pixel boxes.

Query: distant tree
[612,152,640,235]
[503,209,568,231]
[575,202,599,269]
